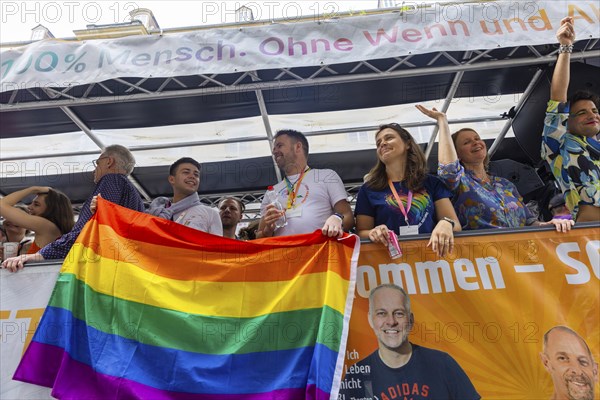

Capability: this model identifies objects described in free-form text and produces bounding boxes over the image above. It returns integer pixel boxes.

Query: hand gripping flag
[14,198,359,399]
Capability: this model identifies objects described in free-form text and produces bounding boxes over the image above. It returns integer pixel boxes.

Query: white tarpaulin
[0,265,59,400]
[2,1,599,91]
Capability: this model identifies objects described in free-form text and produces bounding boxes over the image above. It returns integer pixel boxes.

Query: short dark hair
[274,129,309,158]
[169,157,201,176]
[218,197,245,213]
[569,90,600,111]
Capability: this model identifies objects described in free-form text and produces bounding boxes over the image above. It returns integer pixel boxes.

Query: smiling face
[375,128,410,164]
[169,162,200,198]
[273,135,300,170]
[368,286,414,352]
[568,99,600,138]
[28,194,48,217]
[454,129,487,165]
[272,134,303,173]
[541,328,598,400]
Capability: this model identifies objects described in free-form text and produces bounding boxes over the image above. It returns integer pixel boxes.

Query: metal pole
[423,70,465,160]
[59,106,153,202]
[487,68,545,158]
[3,51,598,112]
[251,72,282,182]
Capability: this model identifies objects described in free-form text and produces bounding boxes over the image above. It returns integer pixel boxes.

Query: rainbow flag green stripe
[48,273,345,355]
[14,199,360,399]
[60,245,350,318]
[28,306,340,395]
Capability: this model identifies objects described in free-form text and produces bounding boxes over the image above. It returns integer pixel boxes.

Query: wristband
[441,217,455,228]
[558,44,573,54]
[332,213,344,222]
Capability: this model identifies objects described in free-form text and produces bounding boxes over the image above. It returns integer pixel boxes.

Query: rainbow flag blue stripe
[14,198,360,399]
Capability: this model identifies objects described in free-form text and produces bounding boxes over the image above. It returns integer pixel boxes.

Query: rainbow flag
[14,198,359,399]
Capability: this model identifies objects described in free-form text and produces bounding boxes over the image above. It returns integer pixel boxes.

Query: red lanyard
[388,179,413,225]
[284,167,310,209]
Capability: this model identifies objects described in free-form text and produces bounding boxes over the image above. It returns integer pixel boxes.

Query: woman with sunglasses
[416,105,573,232]
[355,123,461,258]
[0,186,74,255]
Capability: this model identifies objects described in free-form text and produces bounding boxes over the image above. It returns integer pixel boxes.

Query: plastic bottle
[262,186,287,229]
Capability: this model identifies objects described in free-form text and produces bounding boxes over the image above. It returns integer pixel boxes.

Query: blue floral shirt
[438,160,536,230]
[542,100,600,219]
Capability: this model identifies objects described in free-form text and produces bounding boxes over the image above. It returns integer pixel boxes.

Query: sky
[0,1,379,43]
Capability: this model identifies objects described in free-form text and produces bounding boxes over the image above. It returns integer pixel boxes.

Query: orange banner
[342,227,599,399]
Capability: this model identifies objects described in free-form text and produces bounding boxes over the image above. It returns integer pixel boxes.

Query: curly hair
[364,123,427,192]
[569,90,600,110]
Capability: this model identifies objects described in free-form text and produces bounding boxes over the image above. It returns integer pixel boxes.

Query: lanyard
[174,210,189,224]
[284,167,311,209]
[166,200,189,224]
[388,179,413,225]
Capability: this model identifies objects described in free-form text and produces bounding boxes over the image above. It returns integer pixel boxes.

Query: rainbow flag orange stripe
[14,198,359,399]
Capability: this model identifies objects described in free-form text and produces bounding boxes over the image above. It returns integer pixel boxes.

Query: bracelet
[441,217,455,228]
[558,44,573,54]
[332,212,344,222]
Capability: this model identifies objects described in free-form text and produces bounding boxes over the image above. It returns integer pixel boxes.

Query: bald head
[540,326,598,400]
[543,326,593,359]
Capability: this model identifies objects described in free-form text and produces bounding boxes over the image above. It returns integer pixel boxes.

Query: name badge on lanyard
[388,179,418,236]
[286,207,302,218]
[284,167,310,219]
[399,225,419,236]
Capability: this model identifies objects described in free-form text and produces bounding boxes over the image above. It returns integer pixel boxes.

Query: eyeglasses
[92,156,109,167]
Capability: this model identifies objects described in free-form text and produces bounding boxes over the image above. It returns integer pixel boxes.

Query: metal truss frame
[1,40,599,213]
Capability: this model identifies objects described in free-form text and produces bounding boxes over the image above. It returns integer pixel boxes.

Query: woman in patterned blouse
[415,105,573,232]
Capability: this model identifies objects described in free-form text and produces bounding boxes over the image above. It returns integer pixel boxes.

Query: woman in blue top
[355,123,461,258]
[415,105,573,232]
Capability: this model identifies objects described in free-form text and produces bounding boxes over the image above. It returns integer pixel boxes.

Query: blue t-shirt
[354,175,452,234]
[339,344,480,400]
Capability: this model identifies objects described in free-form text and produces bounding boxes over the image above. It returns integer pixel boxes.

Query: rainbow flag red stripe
[14,198,359,399]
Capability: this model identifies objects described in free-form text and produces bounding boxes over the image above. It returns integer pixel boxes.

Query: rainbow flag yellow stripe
[15,198,360,400]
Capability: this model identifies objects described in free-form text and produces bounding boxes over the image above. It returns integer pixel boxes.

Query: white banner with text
[2,1,599,91]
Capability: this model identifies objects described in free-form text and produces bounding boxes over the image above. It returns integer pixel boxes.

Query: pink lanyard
[388,179,413,226]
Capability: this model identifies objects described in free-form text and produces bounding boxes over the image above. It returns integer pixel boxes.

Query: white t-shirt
[261,168,348,237]
[173,204,223,236]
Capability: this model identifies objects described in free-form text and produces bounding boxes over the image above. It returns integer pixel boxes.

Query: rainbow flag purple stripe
[14,198,360,399]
